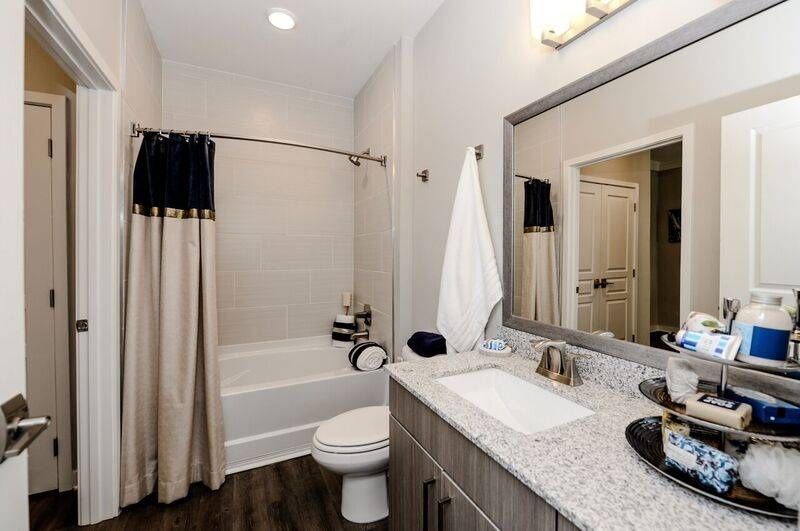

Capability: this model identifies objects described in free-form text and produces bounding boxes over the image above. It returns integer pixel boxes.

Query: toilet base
[341,471,388,524]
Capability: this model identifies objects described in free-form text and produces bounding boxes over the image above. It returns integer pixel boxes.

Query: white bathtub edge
[224,421,320,475]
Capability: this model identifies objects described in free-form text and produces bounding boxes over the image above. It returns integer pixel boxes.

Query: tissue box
[664,431,739,494]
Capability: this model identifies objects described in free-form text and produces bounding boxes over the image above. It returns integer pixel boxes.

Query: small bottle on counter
[731,292,793,367]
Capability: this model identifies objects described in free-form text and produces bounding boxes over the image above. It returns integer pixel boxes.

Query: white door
[578,180,637,341]
[577,182,601,332]
[0,0,33,528]
[721,95,800,309]
[24,103,59,494]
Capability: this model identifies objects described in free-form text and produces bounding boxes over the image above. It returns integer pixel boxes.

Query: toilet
[311,406,390,524]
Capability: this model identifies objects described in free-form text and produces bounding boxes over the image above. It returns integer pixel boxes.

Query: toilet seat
[313,406,389,454]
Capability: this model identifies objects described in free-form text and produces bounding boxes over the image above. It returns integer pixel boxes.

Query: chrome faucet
[351,330,370,341]
[351,304,372,341]
[354,304,372,326]
[533,340,582,386]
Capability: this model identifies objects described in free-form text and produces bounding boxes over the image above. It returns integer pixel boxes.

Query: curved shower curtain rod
[130,122,387,167]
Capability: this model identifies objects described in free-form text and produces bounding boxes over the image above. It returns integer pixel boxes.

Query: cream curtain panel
[520,178,560,325]
[120,132,225,506]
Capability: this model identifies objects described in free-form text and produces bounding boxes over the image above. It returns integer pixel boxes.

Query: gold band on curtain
[524,226,554,233]
[133,203,216,220]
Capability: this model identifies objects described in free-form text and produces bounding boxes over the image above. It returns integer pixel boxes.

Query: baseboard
[225,444,312,475]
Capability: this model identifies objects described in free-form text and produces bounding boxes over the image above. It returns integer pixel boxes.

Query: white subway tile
[218,306,288,345]
[217,272,235,309]
[309,269,353,304]
[216,233,260,271]
[261,235,333,270]
[288,201,353,236]
[235,271,309,307]
[287,303,341,338]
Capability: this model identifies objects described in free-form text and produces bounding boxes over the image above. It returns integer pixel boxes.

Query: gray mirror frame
[502,0,788,370]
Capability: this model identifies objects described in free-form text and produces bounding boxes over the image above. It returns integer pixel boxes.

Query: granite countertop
[385,351,795,531]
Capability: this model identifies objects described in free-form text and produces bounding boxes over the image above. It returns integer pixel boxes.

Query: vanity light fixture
[536,0,638,50]
[268,8,296,30]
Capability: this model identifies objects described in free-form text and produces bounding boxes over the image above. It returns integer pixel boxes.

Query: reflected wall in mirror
[507,1,800,354]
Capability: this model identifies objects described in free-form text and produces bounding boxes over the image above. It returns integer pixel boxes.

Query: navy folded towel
[407,332,446,358]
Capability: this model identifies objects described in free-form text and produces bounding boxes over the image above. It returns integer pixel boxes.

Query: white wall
[162,61,356,345]
[410,0,729,335]
[63,0,125,82]
[354,49,396,353]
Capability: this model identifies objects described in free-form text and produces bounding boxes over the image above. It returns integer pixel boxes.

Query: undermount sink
[436,368,594,434]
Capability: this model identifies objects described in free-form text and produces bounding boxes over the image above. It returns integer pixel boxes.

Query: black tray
[625,417,797,520]
[639,377,800,442]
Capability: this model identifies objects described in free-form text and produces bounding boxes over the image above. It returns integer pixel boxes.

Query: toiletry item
[661,411,691,446]
[341,292,353,315]
[739,443,800,510]
[675,329,742,361]
[722,298,741,334]
[332,314,356,348]
[665,358,699,404]
[478,339,514,358]
[725,386,800,427]
[684,311,725,334]
[731,292,793,367]
[663,431,739,494]
[684,393,752,430]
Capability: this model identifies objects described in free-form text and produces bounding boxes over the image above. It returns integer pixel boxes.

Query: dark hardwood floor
[30,455,388,531]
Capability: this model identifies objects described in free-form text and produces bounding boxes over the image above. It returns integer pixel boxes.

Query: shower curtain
[120,132,225,506]
[520,178,560,325]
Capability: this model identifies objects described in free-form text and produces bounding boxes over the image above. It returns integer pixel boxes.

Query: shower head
[348,155,362,167]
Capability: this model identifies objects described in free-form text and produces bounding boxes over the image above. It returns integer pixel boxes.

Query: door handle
[599,278,618,289]
[437,496,452,530]
[0,394,50,464]
[593,279,601,289]
[422,477,436,531]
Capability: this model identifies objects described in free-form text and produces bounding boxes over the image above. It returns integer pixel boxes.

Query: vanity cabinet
[389,378,575,531]
[390,417,496,531]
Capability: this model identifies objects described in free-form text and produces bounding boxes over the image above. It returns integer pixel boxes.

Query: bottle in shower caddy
[731,292,793,367]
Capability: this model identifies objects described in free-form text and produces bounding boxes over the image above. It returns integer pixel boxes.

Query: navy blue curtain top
[133,132,215,213]
[523,179,554,230]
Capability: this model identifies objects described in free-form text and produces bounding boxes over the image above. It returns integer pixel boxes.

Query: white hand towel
[436,147,502,352]
[356,345,387,371]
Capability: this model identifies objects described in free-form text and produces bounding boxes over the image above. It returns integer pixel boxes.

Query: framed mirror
[502,0,800,368]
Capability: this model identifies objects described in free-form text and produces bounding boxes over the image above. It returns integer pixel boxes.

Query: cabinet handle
[422,478,436,531]
[437,496,452,531]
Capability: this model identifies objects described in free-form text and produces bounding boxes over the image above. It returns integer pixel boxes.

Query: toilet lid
[315,406,389,448]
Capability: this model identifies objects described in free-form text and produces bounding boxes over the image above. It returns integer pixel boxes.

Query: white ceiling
[139,0,445,98]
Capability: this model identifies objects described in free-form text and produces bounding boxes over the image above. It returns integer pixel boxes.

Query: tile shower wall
[162,61,355,345]
[354,50,395,354]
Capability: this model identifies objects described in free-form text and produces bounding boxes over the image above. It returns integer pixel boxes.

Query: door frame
[561,125,693,331]
[577,176,639,340]
[26,0,122,524]
[24,91,72,493]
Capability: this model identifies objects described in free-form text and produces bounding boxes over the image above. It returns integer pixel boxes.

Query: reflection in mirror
[576,143,681,348]
[507,1,800,357]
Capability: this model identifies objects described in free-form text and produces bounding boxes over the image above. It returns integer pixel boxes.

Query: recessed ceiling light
[268,8,296,30]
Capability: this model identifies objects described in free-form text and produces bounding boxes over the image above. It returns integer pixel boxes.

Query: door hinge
[633,268,636,278]
[53,438,58,457]
[76,319,89,333]
[49,289,55,308]
[632,334,636,342]
[48,138,53,158]
[576,286,580,294]
[633,202,637,212]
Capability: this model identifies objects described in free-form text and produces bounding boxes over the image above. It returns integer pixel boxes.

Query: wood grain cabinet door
[390,417,440,531]
[436,471,498,531]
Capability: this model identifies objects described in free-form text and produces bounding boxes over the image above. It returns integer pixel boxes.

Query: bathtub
[219,336,388,474]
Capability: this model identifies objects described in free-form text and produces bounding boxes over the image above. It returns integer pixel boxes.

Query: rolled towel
[407,332,447,358]
[348,341,387,372]
[740,443,800,510]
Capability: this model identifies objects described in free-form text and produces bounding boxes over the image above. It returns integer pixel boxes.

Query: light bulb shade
[532,0,585,38]
[268,8,296,30]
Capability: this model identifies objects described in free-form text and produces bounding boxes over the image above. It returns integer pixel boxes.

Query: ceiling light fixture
[534,0,638,50]
[268,8,296,30]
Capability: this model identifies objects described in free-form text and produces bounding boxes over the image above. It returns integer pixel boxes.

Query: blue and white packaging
[731,321,790,366]
[675,330,741,361]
